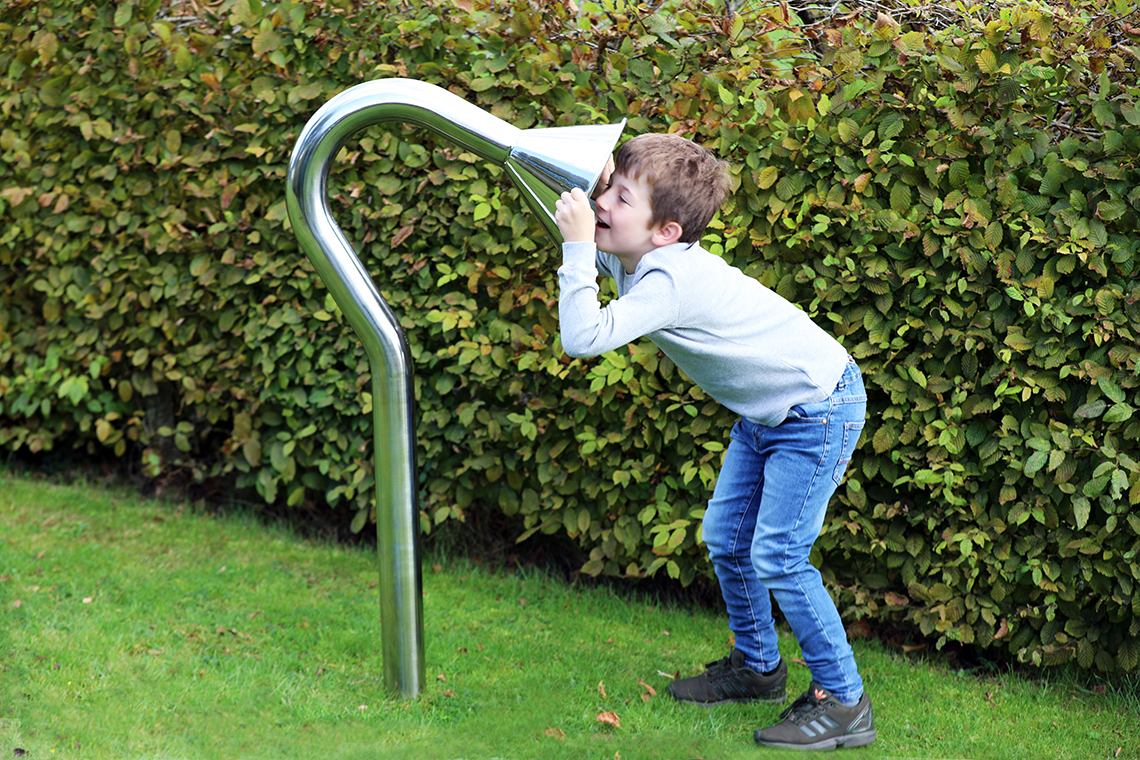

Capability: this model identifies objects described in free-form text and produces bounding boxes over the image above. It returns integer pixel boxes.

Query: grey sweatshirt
[557,240,849,427]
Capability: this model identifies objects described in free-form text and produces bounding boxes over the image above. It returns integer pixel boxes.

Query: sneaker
[668,648,787,705]
[753,681,876,750]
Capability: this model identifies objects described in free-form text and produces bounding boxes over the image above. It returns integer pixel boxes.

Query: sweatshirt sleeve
[556,241,679,358]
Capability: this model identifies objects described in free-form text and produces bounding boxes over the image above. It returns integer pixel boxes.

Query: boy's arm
[553,187,677,357]
[557,241,677,358]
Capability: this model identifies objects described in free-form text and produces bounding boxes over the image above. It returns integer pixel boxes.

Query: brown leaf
[391,224,415,248]
[637,678,657,697]
[596,711,621,728]
[220,183,239,210]
[597,681,607,699]
[884,591,908,607]
[544,728,566,739]
[442,689,455,697]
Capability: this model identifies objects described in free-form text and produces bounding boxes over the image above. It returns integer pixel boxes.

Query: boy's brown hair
[613,133,730,244]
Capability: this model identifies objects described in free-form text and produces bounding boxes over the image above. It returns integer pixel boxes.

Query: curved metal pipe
[285,78,623,698]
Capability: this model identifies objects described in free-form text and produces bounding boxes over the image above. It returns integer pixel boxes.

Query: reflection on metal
[285,78,625,698]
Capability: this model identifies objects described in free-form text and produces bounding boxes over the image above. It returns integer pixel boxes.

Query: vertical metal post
[286,78,622,698]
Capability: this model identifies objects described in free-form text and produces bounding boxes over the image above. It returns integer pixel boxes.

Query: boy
[553,133,875,750]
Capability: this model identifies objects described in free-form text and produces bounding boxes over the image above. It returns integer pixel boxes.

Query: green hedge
[2,0,1138,672]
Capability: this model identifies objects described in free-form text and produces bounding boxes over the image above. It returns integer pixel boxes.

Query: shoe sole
[753,729,877,750]
[669,689,787,707]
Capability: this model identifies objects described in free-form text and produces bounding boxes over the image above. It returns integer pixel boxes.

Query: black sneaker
[668,648,787,705]
[753,681,876,750]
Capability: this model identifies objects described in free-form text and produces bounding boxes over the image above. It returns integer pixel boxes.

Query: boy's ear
[651,220,684,247]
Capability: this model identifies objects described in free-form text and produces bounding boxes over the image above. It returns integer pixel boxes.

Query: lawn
[2,470,1137,759]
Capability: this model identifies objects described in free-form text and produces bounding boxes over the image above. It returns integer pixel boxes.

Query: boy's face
[592,171,662,259]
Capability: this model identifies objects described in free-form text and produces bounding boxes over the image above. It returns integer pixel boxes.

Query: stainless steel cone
[506,121,626,242]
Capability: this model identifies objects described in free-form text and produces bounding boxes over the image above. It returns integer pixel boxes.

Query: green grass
[2,471,1138,759]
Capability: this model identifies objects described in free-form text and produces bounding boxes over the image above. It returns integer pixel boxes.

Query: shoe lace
[778,689,828,724]
[702,655,734,680]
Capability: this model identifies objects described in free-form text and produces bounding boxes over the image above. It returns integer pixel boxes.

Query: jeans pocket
[833,421,865,486]
[786,402,827,424]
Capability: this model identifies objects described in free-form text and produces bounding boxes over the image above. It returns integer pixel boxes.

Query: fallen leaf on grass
[597,681,607,698]
[442,689,456,697]
[637,678,657,703]
[544,728,565,739]
[596,711,621,728]
[791,658,808,668]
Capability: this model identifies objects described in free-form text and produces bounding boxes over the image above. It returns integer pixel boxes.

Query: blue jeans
[703,359,866,702]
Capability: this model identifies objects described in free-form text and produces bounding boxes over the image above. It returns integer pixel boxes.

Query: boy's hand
[554,187,595,243]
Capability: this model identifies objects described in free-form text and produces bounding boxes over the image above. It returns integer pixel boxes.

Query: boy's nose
[594,187,612,211]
